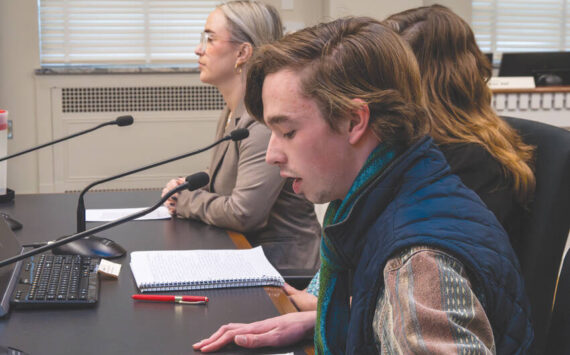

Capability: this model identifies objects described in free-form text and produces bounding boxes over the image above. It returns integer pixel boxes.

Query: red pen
[132,294,209,305]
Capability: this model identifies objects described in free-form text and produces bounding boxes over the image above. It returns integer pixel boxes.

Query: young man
[193,17,533,354]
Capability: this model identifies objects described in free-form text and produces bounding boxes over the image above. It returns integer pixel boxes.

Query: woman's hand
[283,283,318,311]
[162,177,185,214]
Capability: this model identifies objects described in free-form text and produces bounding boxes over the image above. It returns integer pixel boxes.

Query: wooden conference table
[0,191,313,354]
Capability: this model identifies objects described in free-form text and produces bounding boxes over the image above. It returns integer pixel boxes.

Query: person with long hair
[162,0,320,272]
[384,4,535,252]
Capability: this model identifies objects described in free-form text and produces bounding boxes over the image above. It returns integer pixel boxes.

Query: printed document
[86,206,171,222]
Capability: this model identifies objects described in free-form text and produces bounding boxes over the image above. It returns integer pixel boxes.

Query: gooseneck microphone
[76,127,249,233]
[228,128,249,141]
[0,115,134,231]
[0,172,209,268]
[0,115,134,163]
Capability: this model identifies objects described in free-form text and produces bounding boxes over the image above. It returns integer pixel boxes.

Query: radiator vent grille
[61,86,224,113]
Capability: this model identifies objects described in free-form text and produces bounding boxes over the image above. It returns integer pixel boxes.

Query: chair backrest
[546,250,570,354]
[502,116,570,354]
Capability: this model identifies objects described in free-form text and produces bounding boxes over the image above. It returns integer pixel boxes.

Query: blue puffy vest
[324,137,533,354]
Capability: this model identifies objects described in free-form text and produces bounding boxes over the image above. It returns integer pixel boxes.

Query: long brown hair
[245,17,429,148]
[385,5,535,203]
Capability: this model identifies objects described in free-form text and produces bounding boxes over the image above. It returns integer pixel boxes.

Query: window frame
[472,0,570,57]
[38,0,219,67]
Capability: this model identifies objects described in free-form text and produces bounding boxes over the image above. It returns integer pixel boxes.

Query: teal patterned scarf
[314,144,397,354]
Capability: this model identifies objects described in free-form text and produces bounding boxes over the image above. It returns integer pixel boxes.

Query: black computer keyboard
[11,253,99,309]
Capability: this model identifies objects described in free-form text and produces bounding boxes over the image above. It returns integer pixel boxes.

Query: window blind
[472,0,569,53]
[39,0,218,66]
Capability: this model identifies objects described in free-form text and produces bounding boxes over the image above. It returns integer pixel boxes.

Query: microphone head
[230,128,249,141]
[185,172,210,191]
[115,115,134,127]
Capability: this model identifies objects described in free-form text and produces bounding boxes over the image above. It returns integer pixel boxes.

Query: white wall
[264,0,326,31]
[0,0,40,194]
[326,0,471,22]
[327,0,423,19]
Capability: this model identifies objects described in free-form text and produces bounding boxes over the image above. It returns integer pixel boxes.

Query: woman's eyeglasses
[199,31,240,50]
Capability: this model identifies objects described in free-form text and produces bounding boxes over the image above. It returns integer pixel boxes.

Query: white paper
[86,206,171,222]
[130,246,284,291]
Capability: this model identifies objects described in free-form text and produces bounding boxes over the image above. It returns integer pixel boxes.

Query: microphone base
[0,188,15,203]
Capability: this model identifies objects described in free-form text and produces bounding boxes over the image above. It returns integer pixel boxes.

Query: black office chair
[282,268,319,290]
[502,116,570,354]
[547,251,570,354]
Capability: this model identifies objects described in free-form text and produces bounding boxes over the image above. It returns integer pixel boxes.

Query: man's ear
[235,42,253,69]
[347,99,370,145]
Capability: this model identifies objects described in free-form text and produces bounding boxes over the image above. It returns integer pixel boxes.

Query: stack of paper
[130,246,284,292]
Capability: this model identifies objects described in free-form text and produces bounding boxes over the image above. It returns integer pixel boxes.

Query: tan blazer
[176,105,321,271]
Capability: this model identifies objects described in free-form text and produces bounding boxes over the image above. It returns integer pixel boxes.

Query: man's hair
[218,0,283,48]
[245,16,429,148]
[384,5,535,203]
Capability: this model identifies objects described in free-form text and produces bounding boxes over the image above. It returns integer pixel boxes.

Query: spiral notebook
[130,246,284,292]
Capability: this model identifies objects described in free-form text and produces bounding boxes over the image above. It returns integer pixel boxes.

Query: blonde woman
[163,1,320,272]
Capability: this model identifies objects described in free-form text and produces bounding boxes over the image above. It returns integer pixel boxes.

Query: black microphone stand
[76,128,249,233]
[0,115,134,230]
[0,115,134,163]
[0,173,209,268]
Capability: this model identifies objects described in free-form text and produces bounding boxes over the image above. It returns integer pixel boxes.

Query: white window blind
[472,0,570,53]
[39,0,219,66]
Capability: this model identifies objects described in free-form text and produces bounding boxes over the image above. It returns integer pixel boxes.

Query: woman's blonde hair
[218,0,283,48]
[385,5,535,204]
